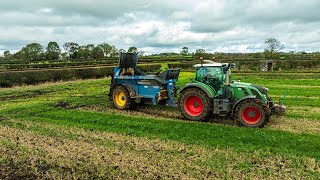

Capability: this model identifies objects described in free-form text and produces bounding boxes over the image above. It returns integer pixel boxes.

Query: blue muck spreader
[108,52,180,109]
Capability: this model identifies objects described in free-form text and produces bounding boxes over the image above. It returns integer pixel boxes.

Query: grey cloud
[187,0,320,33]
[1,0,320,53]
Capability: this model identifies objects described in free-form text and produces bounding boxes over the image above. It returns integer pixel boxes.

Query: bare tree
[264,38,284,59]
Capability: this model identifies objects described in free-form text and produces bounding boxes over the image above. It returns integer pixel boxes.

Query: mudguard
[121,84,136,97]
[231,95,256,114]
[110,84,136,99]
[180,82,216,98]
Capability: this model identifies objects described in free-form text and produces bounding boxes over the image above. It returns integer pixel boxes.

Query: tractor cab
[194,63,230,92]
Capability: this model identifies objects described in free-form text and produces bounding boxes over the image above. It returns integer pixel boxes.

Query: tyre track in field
[78,105,320,134]
[78,104,237,126]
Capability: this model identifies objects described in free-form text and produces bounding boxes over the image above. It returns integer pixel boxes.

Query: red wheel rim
[184,96,204,116]
[241,106,262,125]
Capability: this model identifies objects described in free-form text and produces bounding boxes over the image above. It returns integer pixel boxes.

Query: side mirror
[222,65,229,74]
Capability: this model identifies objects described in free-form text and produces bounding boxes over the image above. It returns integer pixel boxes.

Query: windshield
[206,67,222,76]
[196,67,223,81]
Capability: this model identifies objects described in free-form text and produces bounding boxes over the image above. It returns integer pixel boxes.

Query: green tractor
[178,62,286,128]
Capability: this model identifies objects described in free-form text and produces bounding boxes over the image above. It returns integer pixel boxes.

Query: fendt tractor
[109,52,286,128]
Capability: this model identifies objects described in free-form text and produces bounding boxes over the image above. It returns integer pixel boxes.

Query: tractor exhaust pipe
[226,71,230,86]
[224,64,231,86]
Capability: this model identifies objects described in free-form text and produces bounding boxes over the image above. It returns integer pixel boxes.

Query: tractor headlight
[263,94,267,100]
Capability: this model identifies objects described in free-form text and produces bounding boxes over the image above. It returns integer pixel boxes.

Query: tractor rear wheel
[235,99,269,128]
[112,86,131,110]
[179,88,212,121]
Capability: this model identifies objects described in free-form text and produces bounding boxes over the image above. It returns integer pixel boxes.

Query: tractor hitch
[271,104,286,116]
[272,88,288,116]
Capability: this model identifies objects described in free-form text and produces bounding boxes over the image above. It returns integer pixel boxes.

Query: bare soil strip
[266,85,320,88]
[0,124,208,179]
[271,95,320,99]
[289,106,320,112]
[268,117,320,134]
[1,119,319,179]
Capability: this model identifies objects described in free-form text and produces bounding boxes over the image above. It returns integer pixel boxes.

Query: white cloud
[38,8,53,13]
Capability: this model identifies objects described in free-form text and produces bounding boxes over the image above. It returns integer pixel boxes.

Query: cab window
[196,67,222,81]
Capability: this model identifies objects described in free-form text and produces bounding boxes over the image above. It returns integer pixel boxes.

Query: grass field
[0,71,320,179]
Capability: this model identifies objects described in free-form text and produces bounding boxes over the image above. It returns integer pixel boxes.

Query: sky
[1,0,320,55]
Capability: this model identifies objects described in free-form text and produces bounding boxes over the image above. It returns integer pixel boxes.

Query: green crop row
[0,59,193,70]
[234,60,320,71]
[169,60,320,71]
[0,61,118,69]
[274,60,320,69]
[0,58,117,65]
[0,64,161,87]
[0,57,194,65]
[168,62,196,69]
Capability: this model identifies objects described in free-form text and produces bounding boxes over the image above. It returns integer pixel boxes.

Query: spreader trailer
[109,52,286,128]
[108,52,180,109]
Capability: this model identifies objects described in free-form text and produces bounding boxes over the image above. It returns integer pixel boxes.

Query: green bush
[274,60,320,70]
[139,57,193,63]
[138,64,162,72]
[168,62,196,70]
[0,57,193,66]
[0,64,161,87]
[0,61,119,70]
[0,67,111,87]
[0,58,191,70]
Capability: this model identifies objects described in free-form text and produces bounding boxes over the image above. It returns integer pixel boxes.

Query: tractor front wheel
[179,88,212,121]
[112,86,131,110]
[235,99,269,128]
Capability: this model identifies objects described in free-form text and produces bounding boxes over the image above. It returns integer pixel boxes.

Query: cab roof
[193,62,229,68]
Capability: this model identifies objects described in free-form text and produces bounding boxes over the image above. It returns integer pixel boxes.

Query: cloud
[0,0,320,54]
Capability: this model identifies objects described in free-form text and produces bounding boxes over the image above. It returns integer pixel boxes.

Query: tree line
[4,38,318,61]
[179,38,286,59]
[2,42,140,61]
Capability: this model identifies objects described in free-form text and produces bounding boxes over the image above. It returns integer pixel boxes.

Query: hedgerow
[0,64,161,87]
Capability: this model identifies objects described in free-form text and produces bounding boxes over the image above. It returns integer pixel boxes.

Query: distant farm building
[260,60,274,71]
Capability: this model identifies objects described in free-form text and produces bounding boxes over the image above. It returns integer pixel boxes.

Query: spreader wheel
[235,99,268,128]
[179,88,212,121]
[112,86,131,110]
